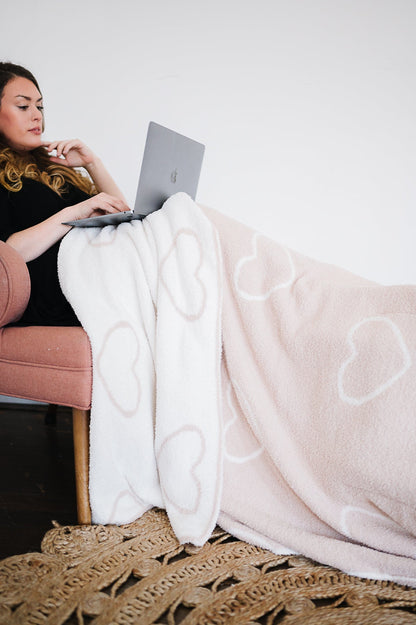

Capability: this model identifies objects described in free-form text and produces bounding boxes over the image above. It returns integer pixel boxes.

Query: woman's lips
[29,128,41,134]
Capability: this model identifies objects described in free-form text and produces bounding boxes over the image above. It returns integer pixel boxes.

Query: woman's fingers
[43,140,67,157]
[43,139,94,168]
[79,193,130,218]
[98,193,129,213]
[44,139,82,156]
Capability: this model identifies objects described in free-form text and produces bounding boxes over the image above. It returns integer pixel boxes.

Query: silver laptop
[63,121,205,227]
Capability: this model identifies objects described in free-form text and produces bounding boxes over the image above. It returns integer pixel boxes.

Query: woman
[0,61,129,325]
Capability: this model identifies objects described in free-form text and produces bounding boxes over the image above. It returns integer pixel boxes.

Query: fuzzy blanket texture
[58,192,416,587]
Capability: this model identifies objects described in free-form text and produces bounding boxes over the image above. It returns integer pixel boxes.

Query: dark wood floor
[0,402,78,560]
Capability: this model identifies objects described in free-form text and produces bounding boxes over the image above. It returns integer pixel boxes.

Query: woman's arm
[6,139,129,262]
[44,139,128,203]
[6,192,128,263]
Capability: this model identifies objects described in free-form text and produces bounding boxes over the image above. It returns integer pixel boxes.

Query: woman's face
[0,76,43,152]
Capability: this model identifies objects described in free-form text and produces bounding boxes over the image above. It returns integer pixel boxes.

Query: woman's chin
[28,135,43,150]
[12,138,43,153]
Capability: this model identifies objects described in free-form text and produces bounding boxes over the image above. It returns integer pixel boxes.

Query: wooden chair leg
[72,408,91,525]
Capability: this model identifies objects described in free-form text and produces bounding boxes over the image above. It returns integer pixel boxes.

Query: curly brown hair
[0,62,96,196]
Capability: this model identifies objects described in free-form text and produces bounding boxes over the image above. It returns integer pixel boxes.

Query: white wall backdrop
[2,0,416,284]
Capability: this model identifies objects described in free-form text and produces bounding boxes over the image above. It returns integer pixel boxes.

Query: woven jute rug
[1,509,416,624]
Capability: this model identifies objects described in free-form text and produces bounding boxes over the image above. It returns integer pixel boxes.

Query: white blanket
[59,194,223,544]
[59,192,416,586]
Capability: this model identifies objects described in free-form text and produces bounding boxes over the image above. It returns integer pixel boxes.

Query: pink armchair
[0,240,92,523]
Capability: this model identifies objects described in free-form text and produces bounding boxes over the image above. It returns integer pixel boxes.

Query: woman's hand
[43,139,96,169]
[43,139,128,204]
[69,192,130,220]
[6,193,130,263]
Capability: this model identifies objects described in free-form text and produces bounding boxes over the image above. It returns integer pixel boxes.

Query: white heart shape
[234,233,295,301]
[340,504,391,539]
[108,488,149,524]
[157,426,204,514]
[97,322,141,416]
[340,504,416,561]
[86,225,118,246]
[224,381,263,464]
[160,229,206,320]
[338,316,411,406]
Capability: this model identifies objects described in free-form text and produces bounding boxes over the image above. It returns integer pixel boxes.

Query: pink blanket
[205,206,416,587]
[59,193,416,587]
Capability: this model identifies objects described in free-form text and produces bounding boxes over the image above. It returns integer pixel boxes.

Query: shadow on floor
[0,402,78,559]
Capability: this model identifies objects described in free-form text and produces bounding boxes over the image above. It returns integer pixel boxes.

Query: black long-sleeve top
[0,178,90,326]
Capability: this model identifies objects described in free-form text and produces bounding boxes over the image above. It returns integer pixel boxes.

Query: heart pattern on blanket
[97,322,142,417]
[224,382,264,464]
[340,505,395,541]
[337,316,412,406]
[108,489,148,524]
[157,426,204,514]
[86,225,118,246]
[160,229,206,320]
[340,504,416,560]
[234,233,295,301]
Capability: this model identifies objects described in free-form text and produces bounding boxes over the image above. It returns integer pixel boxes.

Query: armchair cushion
[0,325,92,408]
[0,240,92,410]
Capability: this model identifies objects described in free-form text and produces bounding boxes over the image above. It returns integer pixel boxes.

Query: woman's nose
[32,107,42,120]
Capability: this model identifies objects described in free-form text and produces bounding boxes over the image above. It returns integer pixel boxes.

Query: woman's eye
[37,106,44,112]
[18,106,28,110]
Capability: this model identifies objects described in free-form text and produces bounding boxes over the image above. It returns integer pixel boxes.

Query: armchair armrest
[0,240,30,327]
